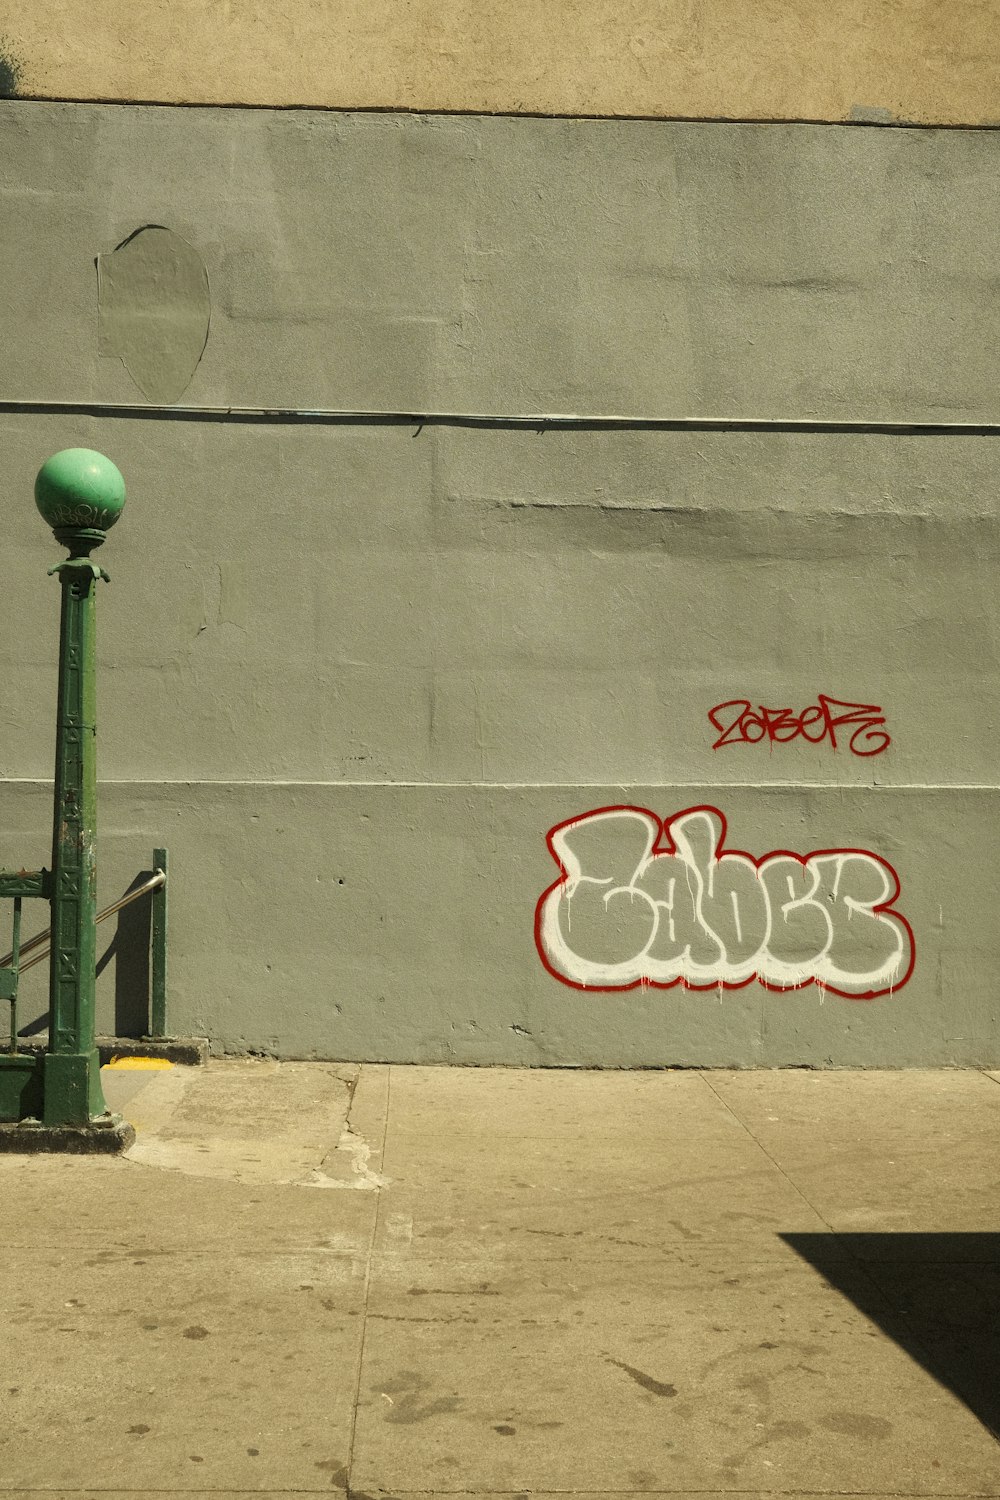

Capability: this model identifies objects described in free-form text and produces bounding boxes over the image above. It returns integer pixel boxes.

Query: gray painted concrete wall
[2,104,999,1064]
[5,107,1000,421]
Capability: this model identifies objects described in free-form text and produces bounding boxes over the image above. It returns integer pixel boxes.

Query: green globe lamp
[35,447,126,558]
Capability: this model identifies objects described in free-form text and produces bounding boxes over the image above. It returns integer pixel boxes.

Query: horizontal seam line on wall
[6,97,1000,131]
[2,779,998,792]
[3,401,1000,435]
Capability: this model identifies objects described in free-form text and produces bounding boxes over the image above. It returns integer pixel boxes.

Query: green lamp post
[35,449,125,1128]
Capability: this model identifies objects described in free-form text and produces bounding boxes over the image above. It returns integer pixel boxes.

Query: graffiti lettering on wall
[708,695,890,757]
[535,805,914,999]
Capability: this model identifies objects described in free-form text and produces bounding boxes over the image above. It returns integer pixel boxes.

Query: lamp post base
[0,1113,135,1153]
[43,1049,108,1126]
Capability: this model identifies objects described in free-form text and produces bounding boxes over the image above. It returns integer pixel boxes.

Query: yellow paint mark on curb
[105,1056,174,1070]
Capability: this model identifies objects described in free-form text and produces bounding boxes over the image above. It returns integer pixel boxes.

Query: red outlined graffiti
[535,805,914,999]
[708,696,890,757]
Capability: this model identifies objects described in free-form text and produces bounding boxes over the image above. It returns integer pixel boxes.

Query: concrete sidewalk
[2,1062,999,1498]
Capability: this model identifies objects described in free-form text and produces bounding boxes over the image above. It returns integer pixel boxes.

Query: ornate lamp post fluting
[34,449,125,1127]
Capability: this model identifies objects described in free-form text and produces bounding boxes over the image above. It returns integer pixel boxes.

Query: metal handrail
[1,869,165,975]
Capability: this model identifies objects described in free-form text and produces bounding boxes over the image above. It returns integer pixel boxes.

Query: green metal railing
[0,450,167,1142]
[1,854,169,1054]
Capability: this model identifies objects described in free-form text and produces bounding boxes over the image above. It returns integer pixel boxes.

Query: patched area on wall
[97,226,210,404]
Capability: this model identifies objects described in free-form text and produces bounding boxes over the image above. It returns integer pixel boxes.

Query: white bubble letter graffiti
[535,804,914,999]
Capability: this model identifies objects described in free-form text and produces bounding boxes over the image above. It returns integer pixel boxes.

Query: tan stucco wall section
[1,0,997,124]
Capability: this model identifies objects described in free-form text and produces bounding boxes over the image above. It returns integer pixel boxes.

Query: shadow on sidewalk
[783,1233,1000,1441]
